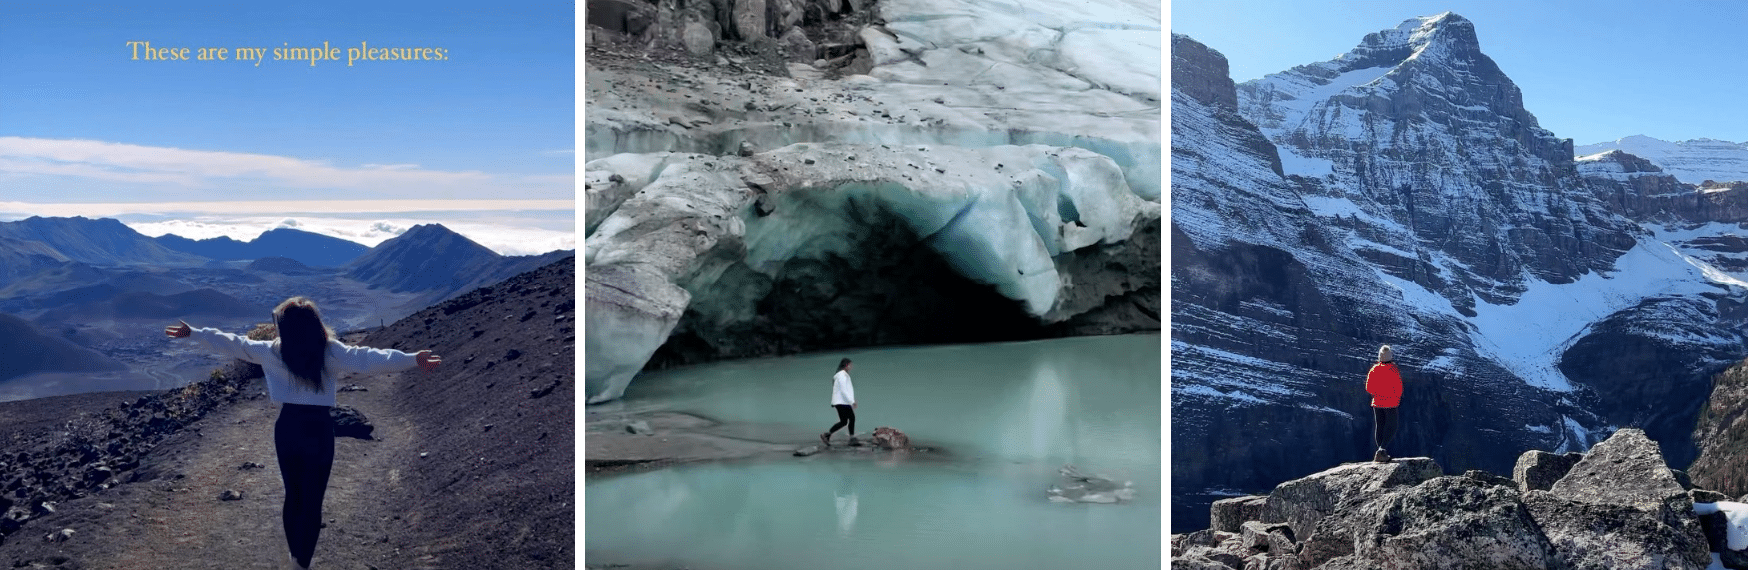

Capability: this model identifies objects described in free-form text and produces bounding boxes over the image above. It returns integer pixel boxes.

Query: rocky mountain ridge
[153,227,370,268]
[1173,429,1746,570]
[1576,135,1749,186]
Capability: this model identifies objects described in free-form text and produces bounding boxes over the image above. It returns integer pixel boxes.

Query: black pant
[275,403,334,568]
[1373,406,1399,450]
[827,404,855,436]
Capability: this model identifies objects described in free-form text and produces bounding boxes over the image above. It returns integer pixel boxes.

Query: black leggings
[827,404,855,436]
[275,403,334,568]
[1374,406,1399,450]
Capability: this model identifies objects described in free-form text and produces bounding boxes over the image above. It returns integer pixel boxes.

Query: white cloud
[0,137,572,200]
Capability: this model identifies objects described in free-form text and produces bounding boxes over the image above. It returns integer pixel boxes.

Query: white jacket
[831,370,855,406]
[190,327,420,406]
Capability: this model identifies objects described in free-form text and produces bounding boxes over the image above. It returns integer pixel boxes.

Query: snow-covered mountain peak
[1575,136,1749,185]
[1335,12,1479,71]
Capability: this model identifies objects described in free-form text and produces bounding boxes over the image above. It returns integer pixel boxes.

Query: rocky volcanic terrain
[1171,15,1746,531]
[0,217,568,401]
[0,256,574,569]
[585,0,1162,404]
[1173,428,1748,570]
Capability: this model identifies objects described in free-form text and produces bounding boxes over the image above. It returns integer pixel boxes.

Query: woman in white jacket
[821,358,857,446]
[165,297,439,569]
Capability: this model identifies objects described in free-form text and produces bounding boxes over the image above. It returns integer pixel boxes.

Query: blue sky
[1170,0,1749,145]
[0,0,574,204]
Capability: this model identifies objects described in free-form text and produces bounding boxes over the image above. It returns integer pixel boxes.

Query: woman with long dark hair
[165,296,440,569]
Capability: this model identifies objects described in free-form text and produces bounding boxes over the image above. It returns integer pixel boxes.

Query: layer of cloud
[0,137,573,200]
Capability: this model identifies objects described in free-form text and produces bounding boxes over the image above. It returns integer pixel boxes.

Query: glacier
[585,0,1161,403]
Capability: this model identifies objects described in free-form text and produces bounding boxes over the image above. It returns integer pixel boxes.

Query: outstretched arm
[174,322,275,365]
[330,342,428,375]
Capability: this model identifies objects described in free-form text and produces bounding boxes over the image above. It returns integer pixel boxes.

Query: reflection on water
[587,334,1161,570]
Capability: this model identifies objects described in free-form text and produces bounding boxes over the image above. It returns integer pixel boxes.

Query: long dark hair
[838,358,852,372]
[274,297,332,392]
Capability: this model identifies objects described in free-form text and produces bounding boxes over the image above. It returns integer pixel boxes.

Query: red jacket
[1366,362,1402,408]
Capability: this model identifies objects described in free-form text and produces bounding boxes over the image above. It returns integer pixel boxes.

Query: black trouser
[827,404,855,436]
[275,403,334,568]
[1373,406,1399,450]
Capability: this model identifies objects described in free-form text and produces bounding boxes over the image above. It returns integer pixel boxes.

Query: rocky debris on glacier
[1171,428,1740,570]
[1169,17,1747,534]
[1047,464,1136,504]
[1575,136,1750,186]
[869,426,908,450]
[586,0,1161,198]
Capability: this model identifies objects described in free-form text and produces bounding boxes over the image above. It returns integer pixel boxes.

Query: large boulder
[1513,450,1585,491]
[1319,477,1566,570]
[1258,457,1443,542]
[1551,428,1688,511]
[732,0,766,41]
[1523,490,1712,570]
[1210,495,1267,533]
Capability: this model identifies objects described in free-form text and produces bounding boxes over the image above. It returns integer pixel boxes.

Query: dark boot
[1373,448,1391,463]
[820,432,831,447]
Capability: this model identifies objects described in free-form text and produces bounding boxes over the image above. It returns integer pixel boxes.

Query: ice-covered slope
[1172,18,1746,532]
[1576,136,1749,185]
[587,143,1158,403]
[586,0,1161,404]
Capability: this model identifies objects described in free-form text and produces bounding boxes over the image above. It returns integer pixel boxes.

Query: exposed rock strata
[1689,360,1748,498]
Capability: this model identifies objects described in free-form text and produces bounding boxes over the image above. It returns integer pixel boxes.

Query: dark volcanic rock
[329,406,374,440]
[0,313,127,382]
[1689,361,1748,497]
[356,256,574,568]
[1512,450,1584,492]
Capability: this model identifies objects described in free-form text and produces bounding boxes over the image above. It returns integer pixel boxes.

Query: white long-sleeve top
[830,370,855,406]
[189,327,420,406]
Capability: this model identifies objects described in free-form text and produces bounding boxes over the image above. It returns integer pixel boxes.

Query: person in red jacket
[1366,345,1403,463]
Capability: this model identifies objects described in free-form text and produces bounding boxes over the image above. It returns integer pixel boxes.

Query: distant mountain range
[346,223,573,304]
[153,227,370,267]
[0,217,202,267]
[0,217,571,307]
[1575,136,1748,185]
[0,313,125,382]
